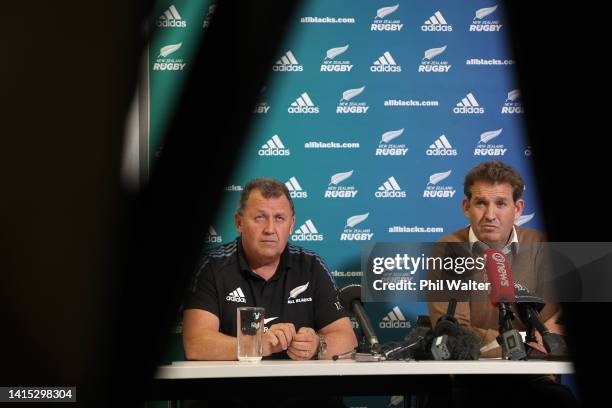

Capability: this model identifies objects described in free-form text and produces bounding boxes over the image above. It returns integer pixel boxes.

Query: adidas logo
[380,306,411,329]
[426,134,457,156]
[418,46,451,73]
[371,51,401,72]
[470,5,502,32]
[205,226,222,244]
[501,89,524,114]
[422,11,452,31]
[321,45,353,72]
[375,176,406,198]
[258,135,290,156]
[474,128,507,156]
[291,219,324,242]
[453,92,484,114]
[288,92,319,114]
[157,4,187,28]
[226,287,246,303]
[424,170,456,198]
[371,4,403,31]
[376,128,408,156]
[285,177,308,198]
[273,50,304,72]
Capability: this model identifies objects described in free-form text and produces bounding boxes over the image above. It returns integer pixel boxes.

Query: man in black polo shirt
[183,177,357,360]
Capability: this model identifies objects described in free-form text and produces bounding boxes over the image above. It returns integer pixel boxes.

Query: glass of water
[237,307,265,362]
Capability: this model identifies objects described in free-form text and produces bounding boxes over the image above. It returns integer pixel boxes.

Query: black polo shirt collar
[236,237,291,282]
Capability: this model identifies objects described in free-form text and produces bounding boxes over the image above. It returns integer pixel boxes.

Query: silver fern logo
[501,89,524,114]
[423,170,456,198]
[321,45,353,72]
[372,4,403,31]
[337,86,369,114]
[474,129,507,156]
[154,42,186,71]
[470,5,502,32]
[287,282,311,304]
[341,212,373,241]
[376,128,408,156]
[325,170,358,199]
[515,213,535,226]
[419,45,451,73]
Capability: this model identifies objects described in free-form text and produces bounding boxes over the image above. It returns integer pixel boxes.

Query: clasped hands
[262,323,319,360]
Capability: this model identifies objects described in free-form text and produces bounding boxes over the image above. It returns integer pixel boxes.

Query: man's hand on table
[263,323,296,356]
[262,323,320,360]
[287,327,319,361]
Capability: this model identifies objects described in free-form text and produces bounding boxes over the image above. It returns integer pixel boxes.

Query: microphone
[338,284,380,354]
[430,299,480,360]
[484,248,526,360]
[514,284,569,358]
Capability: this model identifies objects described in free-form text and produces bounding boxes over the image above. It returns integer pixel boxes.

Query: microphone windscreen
[484,248,515,303]
[447,326,481,360]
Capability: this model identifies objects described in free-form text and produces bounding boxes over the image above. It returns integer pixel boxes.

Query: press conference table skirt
[151,359,574,400]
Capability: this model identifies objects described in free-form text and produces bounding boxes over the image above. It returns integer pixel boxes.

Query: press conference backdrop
[146,1,542,406]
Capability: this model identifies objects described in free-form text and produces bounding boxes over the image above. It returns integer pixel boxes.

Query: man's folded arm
[183,308,238,361]
[317,317,358,360]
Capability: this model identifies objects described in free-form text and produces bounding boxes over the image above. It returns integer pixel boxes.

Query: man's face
[463,181,524,244]
[235,189,295,266]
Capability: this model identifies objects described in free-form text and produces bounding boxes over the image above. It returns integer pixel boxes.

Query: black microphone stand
[497,303,527,360]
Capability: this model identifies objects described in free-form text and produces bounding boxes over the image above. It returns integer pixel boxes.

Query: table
[151,359,574,403]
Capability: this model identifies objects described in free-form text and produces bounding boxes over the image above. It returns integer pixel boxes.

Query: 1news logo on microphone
[484,248,515,302]
[490,251,510,287]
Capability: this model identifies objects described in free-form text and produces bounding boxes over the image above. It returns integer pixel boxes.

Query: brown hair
[237,178,294,215]
[464,161,525,201]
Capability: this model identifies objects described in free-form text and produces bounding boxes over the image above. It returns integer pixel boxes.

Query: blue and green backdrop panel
[146,1,551,407]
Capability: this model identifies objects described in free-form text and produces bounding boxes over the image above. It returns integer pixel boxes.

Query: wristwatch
[317,333,327,359]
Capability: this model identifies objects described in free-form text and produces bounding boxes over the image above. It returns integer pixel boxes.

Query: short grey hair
[236,178,294,215]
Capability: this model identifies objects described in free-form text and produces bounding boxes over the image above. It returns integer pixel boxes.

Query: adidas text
[157,20,186,28]
[272,65,303,72]
[288,106,319,114]
[226,295,246,303]
[258,149,290,156]
[375,191,406,198]
[370,65,401,73]
[453,106,484,114]
[380,320,410,329]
